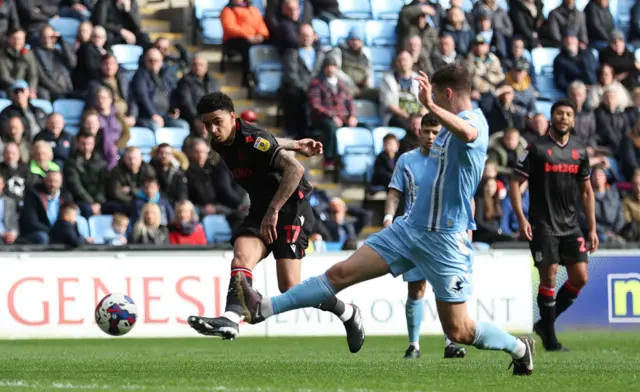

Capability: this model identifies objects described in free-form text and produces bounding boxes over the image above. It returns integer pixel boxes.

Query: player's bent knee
[325,262,351,290]
[408,281,427,300]
[569,272,588,289]
[278,278,297,293]
[442,319,475,345]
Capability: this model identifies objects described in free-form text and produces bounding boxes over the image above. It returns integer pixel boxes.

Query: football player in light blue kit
[223,66,536,376]
[384,112,467,360]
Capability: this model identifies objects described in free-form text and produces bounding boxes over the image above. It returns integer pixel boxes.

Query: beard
[554,126,570,135]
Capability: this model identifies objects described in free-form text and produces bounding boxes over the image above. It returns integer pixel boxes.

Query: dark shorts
[231,198,315,260]
[529,231,589,266]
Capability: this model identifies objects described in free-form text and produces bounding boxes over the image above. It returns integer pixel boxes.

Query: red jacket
[168,223,207,245]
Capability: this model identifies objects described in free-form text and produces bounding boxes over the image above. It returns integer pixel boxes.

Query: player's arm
[275,137,323,157]
[578,156,599,252]
[384,188,403,228]
[510,145,533,240]
[425,103,479,143]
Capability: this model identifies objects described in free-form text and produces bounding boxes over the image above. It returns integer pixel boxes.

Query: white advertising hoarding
[0,251,532,339]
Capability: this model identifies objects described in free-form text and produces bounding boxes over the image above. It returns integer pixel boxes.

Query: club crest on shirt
[572,149,579,160]
[254,137,270,152]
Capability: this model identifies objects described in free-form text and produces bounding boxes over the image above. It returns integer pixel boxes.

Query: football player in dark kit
[509,99,599,352]
[187,92,365,353]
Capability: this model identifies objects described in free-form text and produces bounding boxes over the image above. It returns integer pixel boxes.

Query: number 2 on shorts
[577,237,587,253]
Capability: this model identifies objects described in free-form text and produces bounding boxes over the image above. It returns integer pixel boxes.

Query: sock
[556,281,580,318]
[405,297,423,347]
[410,341,420,350]
[268,274,336,317]
[472,321,525,359]
[318,296,353,322]
[536,286,557,340]
[223,268,253,321]
[445,336,453,346]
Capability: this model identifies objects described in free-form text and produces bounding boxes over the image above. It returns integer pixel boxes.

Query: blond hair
[172,200,199,224]
[133,203,162,237]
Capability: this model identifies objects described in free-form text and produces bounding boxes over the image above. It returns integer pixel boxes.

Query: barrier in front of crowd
[0,250,533,339]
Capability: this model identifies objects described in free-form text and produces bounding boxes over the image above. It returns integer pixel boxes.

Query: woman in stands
[129,203,170,245]
[168,200,207,245]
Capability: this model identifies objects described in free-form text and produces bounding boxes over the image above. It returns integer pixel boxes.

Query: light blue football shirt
[389,148,429,214]
[406,109,488,233]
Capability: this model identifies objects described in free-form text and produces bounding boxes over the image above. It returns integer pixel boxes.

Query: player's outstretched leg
[533,263,573,352]
[444,336,467,359]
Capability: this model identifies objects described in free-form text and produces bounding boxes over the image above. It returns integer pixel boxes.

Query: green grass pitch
[1,332,639,392]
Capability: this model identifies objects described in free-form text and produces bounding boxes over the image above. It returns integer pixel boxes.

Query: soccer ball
[95,293,138,336]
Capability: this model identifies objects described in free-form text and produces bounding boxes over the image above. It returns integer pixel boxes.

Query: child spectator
[49,204,93,247]
[103,213,129,246]
[371,134,399,188]
[129,177,174,228]
[168,200,207,245]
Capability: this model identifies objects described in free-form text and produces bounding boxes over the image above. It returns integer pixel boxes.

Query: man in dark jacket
[33,25,76,101]
[63,132,108,218]
[176,55,220,126]
[309,0,343,22]
[397,0,444,45]
[584,0,614,46]
[0,142,29,203]
[0,80,47,140]
[15,0,60,39]
[87,53,137,127]
[150,143,188,205]
[106,146,155,213]
[131,48,189,131]
[595,88,627,153]
[266,0,312,44]
[553,30,598,92]
[33,113,75,167]
[0,28,38,98]
[543,0,589,48]
[0,0,20,46]
[91,0,150,47]
[18,170,73,244]
[0,174,18,244]
[59,0,93,21]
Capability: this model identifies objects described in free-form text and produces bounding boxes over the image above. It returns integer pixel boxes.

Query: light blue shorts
[402,267,425,283]
[364,218,474,302]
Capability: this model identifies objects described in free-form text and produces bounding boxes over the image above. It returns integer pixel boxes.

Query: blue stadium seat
[249,45,281,73]
[127,127,156,153]
[201,18,224,45]
[53,99,84,126]
[535,100,554,120]
[365,20,396,47]
[542,0,562,17]
[111,44,144,71]
[336,127,374,156]
[156,127,190,148]
[536,71,566,101]
[635,48,640,63]
[371,0,404,19]
[254,68,282,97]
[329,19,365,46]
[142,153,152,162]
[531,47,560,74]
[76,215,90,239]
[89,215,114,244]
[203,214,232,243]
[30,99,53,114]
[340,0,372,19]
[373,71,384,88]
[194,0,225,19]
[325,241,345,251]
[49,17,80,43]
[368,46,395,71]
[253,0,265,15]
[0,98,10,112]
[353,99,381,128]
[65,125,79,136]
[312,19,331,46]
[372,127,406,154]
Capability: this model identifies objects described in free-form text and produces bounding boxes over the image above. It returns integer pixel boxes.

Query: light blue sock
[472,321,521,355]
[405,297,423,345]
[271,274,336,315]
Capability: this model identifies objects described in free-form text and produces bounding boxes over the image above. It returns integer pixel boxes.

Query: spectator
[168,200,207,245]
[471,0,513,37]
[91,0,149,47]
[553,30,598,92]
[220,0,270,86]
[73,21,93,52]
[0,174,18,244]
[0,0,20,46]
[599,30,640,90]
[544,0,589,48]
[28,140,60,185]
[380,51,425,129]
[0,116,30,163]
[474,6,508,60]
[63,132,108,219]
[18,170,72,244]
[371,134,399,188]
[176,55,220,127]
[282,24,325,137]
[502,37,537,86]
[61,1,92,22]
[396,0,440,55]
[620,119,640,180]
[630,0,640,45]
[102,213,128,245]
[49,203,91,247]
[587,63,632,110]
[33,113,74,168]
[322,197,359,243]
[106,146,156,213]
[0,81,46,140]
[500,181,529,238]
[128,202,169,245]
[149,143,189,205]
[405,35,435,77]
[584,0,614,47]
[185,139,248,227]
[0,28,38,98]
[93,87,130,170]
[87,53,137,127]
[146,37,191,77]
[479,84,526,134]
[487,127,526,178]
[473,177,514,243]
[16,0,59,39]
[442,7,474,56]
[505,58,536,116]
[509,0,544,50]
[129,177,174,227]
[622,170,640,240]
[590,166,625,242]
[626,87,640,129]
[464,35,505,98]
[430,33,461,72]
[309,57,357,169]
[131,48,189,131]
[399,115,424,155]
[73,25,109,92]
[267,0,309,54]
[595,87,627,153]
[521,112,548,143]
[0,142,29,202]
[79,109,100,137]
[33,24,76,101]
[329,28,375,101]
[568,80,598,150]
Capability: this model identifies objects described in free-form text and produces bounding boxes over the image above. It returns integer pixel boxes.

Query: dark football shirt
[514,133,591,236]
[210,119,312,211]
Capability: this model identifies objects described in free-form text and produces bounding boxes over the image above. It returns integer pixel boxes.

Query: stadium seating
[531,47,560,75]
[111,44,145,72]
[373,71,384,88]
[368,46,395,71]
[156,127,190,148]
[312,19,331,46]
[30,99,54,115]
[76,215,90,239]
[0,98,9,112]
[535,100,554,120]
[372,127,406,154]
[253,68,283,97]
[329,20,365,46]
[353,99,382,128]
[365,20,396,47]
[336,127,375,182]
[128,127,157,153]
[340,0,372,19]
[53,99,85,126]
[49,17,80,43]
[203,214,232,243]
[201,18,224,45]
[194,0,225,19]
[336,127,374,156]
[65,125,80,136]
[89,215,113,244]
[536,71,566,101]
[249,45,281,73]
[370,0,404,20]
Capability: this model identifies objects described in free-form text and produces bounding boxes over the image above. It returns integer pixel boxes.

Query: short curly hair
[197,92,235,115]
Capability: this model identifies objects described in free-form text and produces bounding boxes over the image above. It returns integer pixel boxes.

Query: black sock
[556,282,580,318]
[318,295,347,318]
[536,286,557,340]
[225,268,253,316]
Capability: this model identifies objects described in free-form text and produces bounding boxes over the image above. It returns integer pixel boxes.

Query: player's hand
[518,219,533,241]
[415,71,433,108]
[588,230,599,253]
[383,220,392,228]
[260,207,279,244]
[297,138,323,157]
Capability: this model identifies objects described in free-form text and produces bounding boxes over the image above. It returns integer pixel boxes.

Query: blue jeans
[137,116,190,131]
[22,231,50,244]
